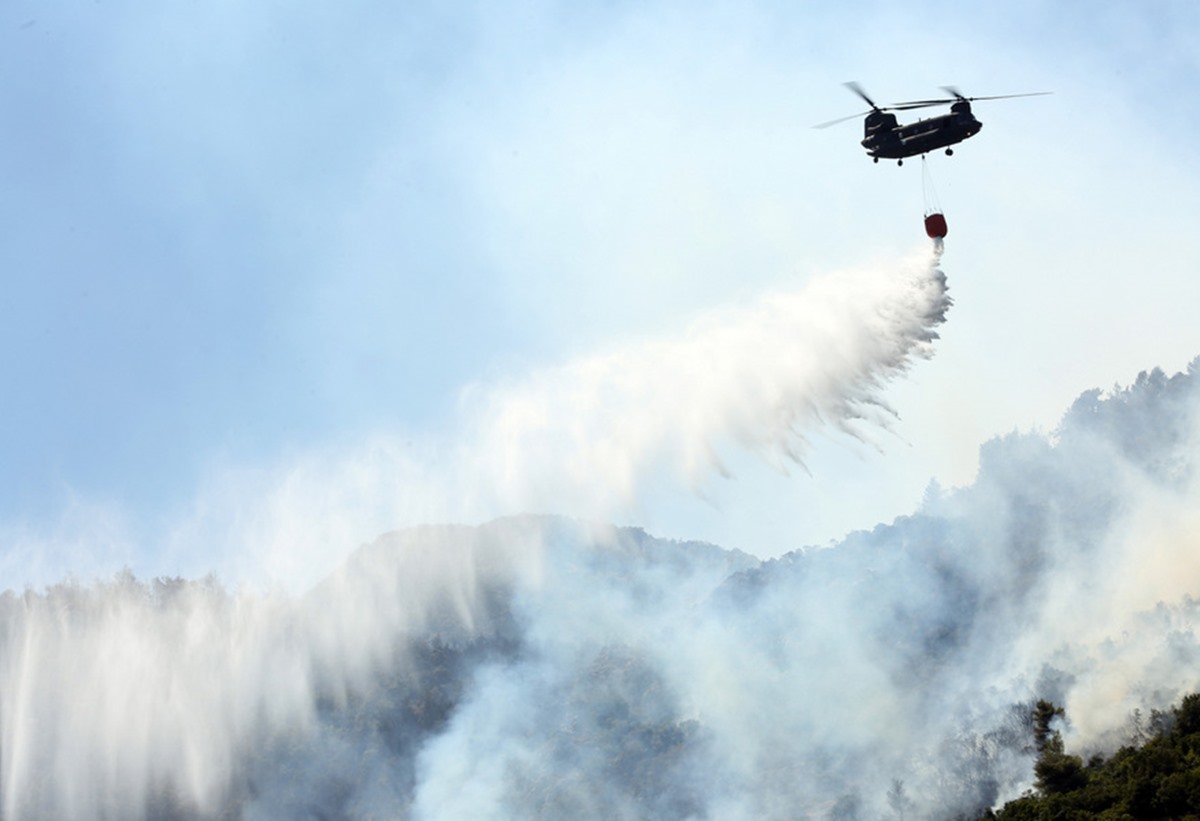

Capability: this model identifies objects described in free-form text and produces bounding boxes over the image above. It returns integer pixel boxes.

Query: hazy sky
[3,1,1199,586]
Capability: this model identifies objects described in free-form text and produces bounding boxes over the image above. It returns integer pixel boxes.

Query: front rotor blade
[843,81,877,109]
[813,109,873,129]
[887,99,954,111]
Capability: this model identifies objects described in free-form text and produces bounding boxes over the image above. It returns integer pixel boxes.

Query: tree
[1031,700,1063,754]
[1031,700,1087,795]
[1175,692,1200,736]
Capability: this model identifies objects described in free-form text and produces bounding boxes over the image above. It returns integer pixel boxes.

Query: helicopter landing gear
[946,148,954,156]
[873,157,879,163]
[897,159,903,166]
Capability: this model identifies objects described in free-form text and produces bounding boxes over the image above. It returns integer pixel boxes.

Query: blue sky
[3,1,1200,586]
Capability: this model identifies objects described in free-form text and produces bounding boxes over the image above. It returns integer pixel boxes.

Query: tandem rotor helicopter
[816,82,1051,165]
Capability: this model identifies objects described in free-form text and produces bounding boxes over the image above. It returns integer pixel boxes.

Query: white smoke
[16,250,1200,820]
[6,350,1200,819]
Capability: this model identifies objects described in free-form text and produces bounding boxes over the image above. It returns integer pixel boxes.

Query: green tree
[1175,692,1200,735]
[1031,701,1087,795]
[1032,700,1063,754]
[982,691,1200,819]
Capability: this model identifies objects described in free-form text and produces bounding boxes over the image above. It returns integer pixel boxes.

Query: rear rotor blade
[963,91,1053,102]
[812,109,873,129]
[941,86,1053,102]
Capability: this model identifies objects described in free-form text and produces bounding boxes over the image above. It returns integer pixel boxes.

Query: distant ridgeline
[3,357,1200,819]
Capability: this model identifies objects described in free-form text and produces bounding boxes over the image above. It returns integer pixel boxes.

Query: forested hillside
[3,360,1199,818]
[983,693,1200,819]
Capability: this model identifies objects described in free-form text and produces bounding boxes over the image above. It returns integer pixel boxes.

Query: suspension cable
[921,155,942,217]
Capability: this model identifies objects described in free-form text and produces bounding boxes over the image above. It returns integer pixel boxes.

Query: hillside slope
[2,360,1199,819]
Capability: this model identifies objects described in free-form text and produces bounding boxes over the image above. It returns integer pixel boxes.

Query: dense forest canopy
[981,693,1200,819]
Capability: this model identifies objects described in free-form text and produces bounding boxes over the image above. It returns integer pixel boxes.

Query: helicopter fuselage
[863,101,982,160]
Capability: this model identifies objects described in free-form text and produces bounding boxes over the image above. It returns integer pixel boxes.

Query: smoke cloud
[0,247,952,818]
[14,254,1200,819]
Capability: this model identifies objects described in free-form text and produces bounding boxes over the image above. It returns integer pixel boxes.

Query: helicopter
[815,82,1051,165]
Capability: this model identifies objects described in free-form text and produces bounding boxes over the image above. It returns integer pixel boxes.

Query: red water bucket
[924,213,948,239]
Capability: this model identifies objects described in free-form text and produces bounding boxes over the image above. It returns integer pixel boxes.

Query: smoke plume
[17,256,1200,819]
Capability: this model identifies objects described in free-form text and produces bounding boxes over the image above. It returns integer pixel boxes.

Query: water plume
[164,248,950,588]
[0,248,962,818]
[462,246,950,516]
